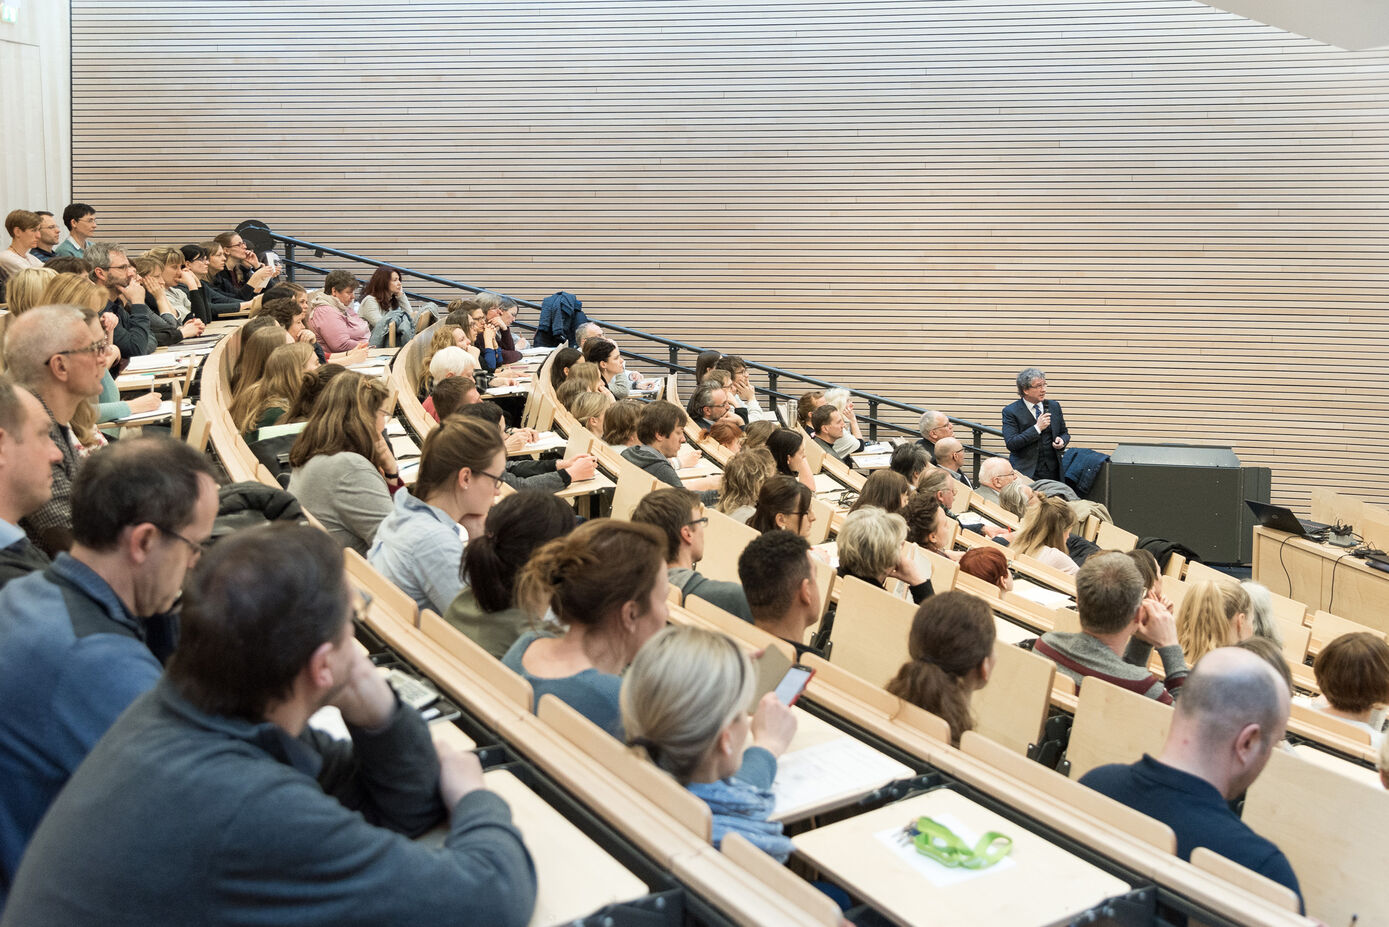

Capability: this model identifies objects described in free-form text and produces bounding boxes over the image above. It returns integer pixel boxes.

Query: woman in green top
[233,342,317,437]
[444,490,576,658]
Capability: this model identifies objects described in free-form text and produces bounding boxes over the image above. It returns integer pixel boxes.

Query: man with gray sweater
[2,524,536,927]
[1033,551,1189,704]
[632,487,754,622]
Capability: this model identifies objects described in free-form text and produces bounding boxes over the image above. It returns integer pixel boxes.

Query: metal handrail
[262,228,1008,477]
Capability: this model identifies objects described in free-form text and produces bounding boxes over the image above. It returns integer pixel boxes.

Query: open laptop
[1245,500,1332,537]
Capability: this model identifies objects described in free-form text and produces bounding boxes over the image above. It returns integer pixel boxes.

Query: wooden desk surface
[1253,526,1389,633]
[768,708,915,823]
[793,788,1129,927]
[483,769,650,927]
[555,472,616,500]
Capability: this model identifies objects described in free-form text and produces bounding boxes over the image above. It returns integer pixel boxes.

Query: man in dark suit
[1002,367,1070,480]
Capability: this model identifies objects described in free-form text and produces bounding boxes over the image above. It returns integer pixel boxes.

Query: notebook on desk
[1246,500,1331,537]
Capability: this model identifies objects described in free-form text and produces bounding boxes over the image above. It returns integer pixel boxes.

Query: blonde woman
[716,448,775,523]
[1176,580,1253,666]
[231,342,317,436]
[620,625,797,860]
[1011,494,1079,574]
[569,390,613,436]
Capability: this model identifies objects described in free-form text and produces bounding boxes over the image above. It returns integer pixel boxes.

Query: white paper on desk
[957,512,985,529]
[385,419,407,436]
[116,399,194,425]
[852,453,892,469]
[773,738,913,820]
[523,432,566,452]
[872,813,1017,887]
[122,354,190,373]
[1011,579,1074,610]
[485,385,530,397]
[862,442,893,455]
[115,374,156,388]
[813,473,841,494]
[520,346,554,357]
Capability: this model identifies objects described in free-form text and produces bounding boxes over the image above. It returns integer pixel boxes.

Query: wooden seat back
[1309,609,1385,653]
[1188,848,1301,915]
[698,507,759,584]
[829,576,917,688]
[1095,521,1138,552]
[970,641,1057,755]
[1064,676,1172,779]
[610,457,663,520]
[1184,560,1239,588]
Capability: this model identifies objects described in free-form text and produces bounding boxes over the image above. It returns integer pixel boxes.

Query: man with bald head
[934,436,972,489]
[1080,647,1301,910]
[4,305,108,553]
[976,457,1016,505]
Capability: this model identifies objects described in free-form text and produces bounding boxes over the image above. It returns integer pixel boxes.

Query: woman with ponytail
[1175,580,1253,667]
[503,519,669,738]
[368,416,506,614]
[445,490,577,658]
[885,591,997,745]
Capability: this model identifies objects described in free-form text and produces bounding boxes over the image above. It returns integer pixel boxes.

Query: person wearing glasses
[368,417,505,615]
[86,240,156,358]
[4,523,538,927]
[686,381,739,433]
[53,203,97,259]
[3,306,111,554]
[0,437,218,898]
[631,488,755,622]
[211,229,280,300]
[286,372,401,555]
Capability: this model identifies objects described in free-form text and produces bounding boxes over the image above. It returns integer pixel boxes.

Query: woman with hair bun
[886,591,996,745]
[503,519,669,738]
[445,490,577,658]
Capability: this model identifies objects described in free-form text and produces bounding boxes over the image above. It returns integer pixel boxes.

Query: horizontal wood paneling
[68,0,1389,519]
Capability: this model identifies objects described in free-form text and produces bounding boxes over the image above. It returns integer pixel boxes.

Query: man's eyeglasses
[686,517,710,528]
[157,525,211,561]
[50,338,110,363]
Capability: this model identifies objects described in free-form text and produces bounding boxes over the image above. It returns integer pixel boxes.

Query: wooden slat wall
[68,0,1389,514]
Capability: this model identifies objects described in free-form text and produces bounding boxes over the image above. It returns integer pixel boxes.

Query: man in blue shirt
[0,437,218,900]
[1079,647,1303,912]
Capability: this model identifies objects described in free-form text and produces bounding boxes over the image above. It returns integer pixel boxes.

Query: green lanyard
[904,816,1013,870]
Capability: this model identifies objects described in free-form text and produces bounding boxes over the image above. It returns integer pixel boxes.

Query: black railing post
[972,426,984,482]
[867,399,879,443]
[284,241,296,283]
[668,345,680,372]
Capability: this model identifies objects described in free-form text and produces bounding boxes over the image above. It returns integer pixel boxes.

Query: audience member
[837,507,933,604]
[796,389,825,435]
[1034,552,1188,703]
[0,376,61,585]
[1079,647,1301,910]
[715,447,775,523]
[602,398,643,447]
[4,305,108,553]
[810,404,861,462]
[1240,581,1285,648]
[620,625,797,861]
[916,409,953,460]
[748,475,815,537]
[715,355,775,422]
[1011,494,1079,574]
[621,400,719,502]
[429,376,478,423]
[0,437,217,896]
[916,467,960,517]
[889,442,930,486]
[369,417,504,614]
[902,492,955,559]
[742,419,778,450]
[1,210,44,278]
[445,491,576,658]
[934,437,972,488]
[229,321,291,395]
[287,373,400,554]
[1176,580,1253,667]
[738,530,823,657]
[569,390,613,437]
[765,427,815,490]
[886,592,996,745]
[307,270,370,354]
[975,457,1017,505]
[847,469,909,516]
[356,265,412,331]
[283,363,349,424]
[959,545,1012,594]
[999,479,1031,519]
[1235,636,1294,695]
[186,241,260,317]
[2,266,57,329]
[693,349,722,384]
[1301,632,1389,749]
[548,347,582,391]
[453,402,595,492]
[211,229,279,299]
[86,241,155,358]
[582,337,633,399]
[574,320,603,347]
[503,519,668,738]
[708,419,744,453]
[1002,367,1070,480]
[688,381,735,432]
[632,487,754,621]
[476,293,525,364]
[53,203,96,259]
[2,522,537,926]
[29,211,60,262]
[127,252,203,346]
[820,388,866,454]
[231,342,315,436]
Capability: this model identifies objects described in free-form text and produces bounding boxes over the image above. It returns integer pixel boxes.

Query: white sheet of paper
[524,432,566,452]
[115,399,194,425]
[772,738,912,819]
[123,354,190,373]
[1011,578,1074,610]
[485,385,531,397]
[852,453,892,469]
[871,812,1017,887]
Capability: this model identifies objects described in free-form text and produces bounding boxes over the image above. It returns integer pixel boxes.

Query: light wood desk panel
[1252,527,1389,634]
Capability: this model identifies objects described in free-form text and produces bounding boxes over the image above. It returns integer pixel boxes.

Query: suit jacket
[948,467,972,489]
[1002,398,1069,478]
